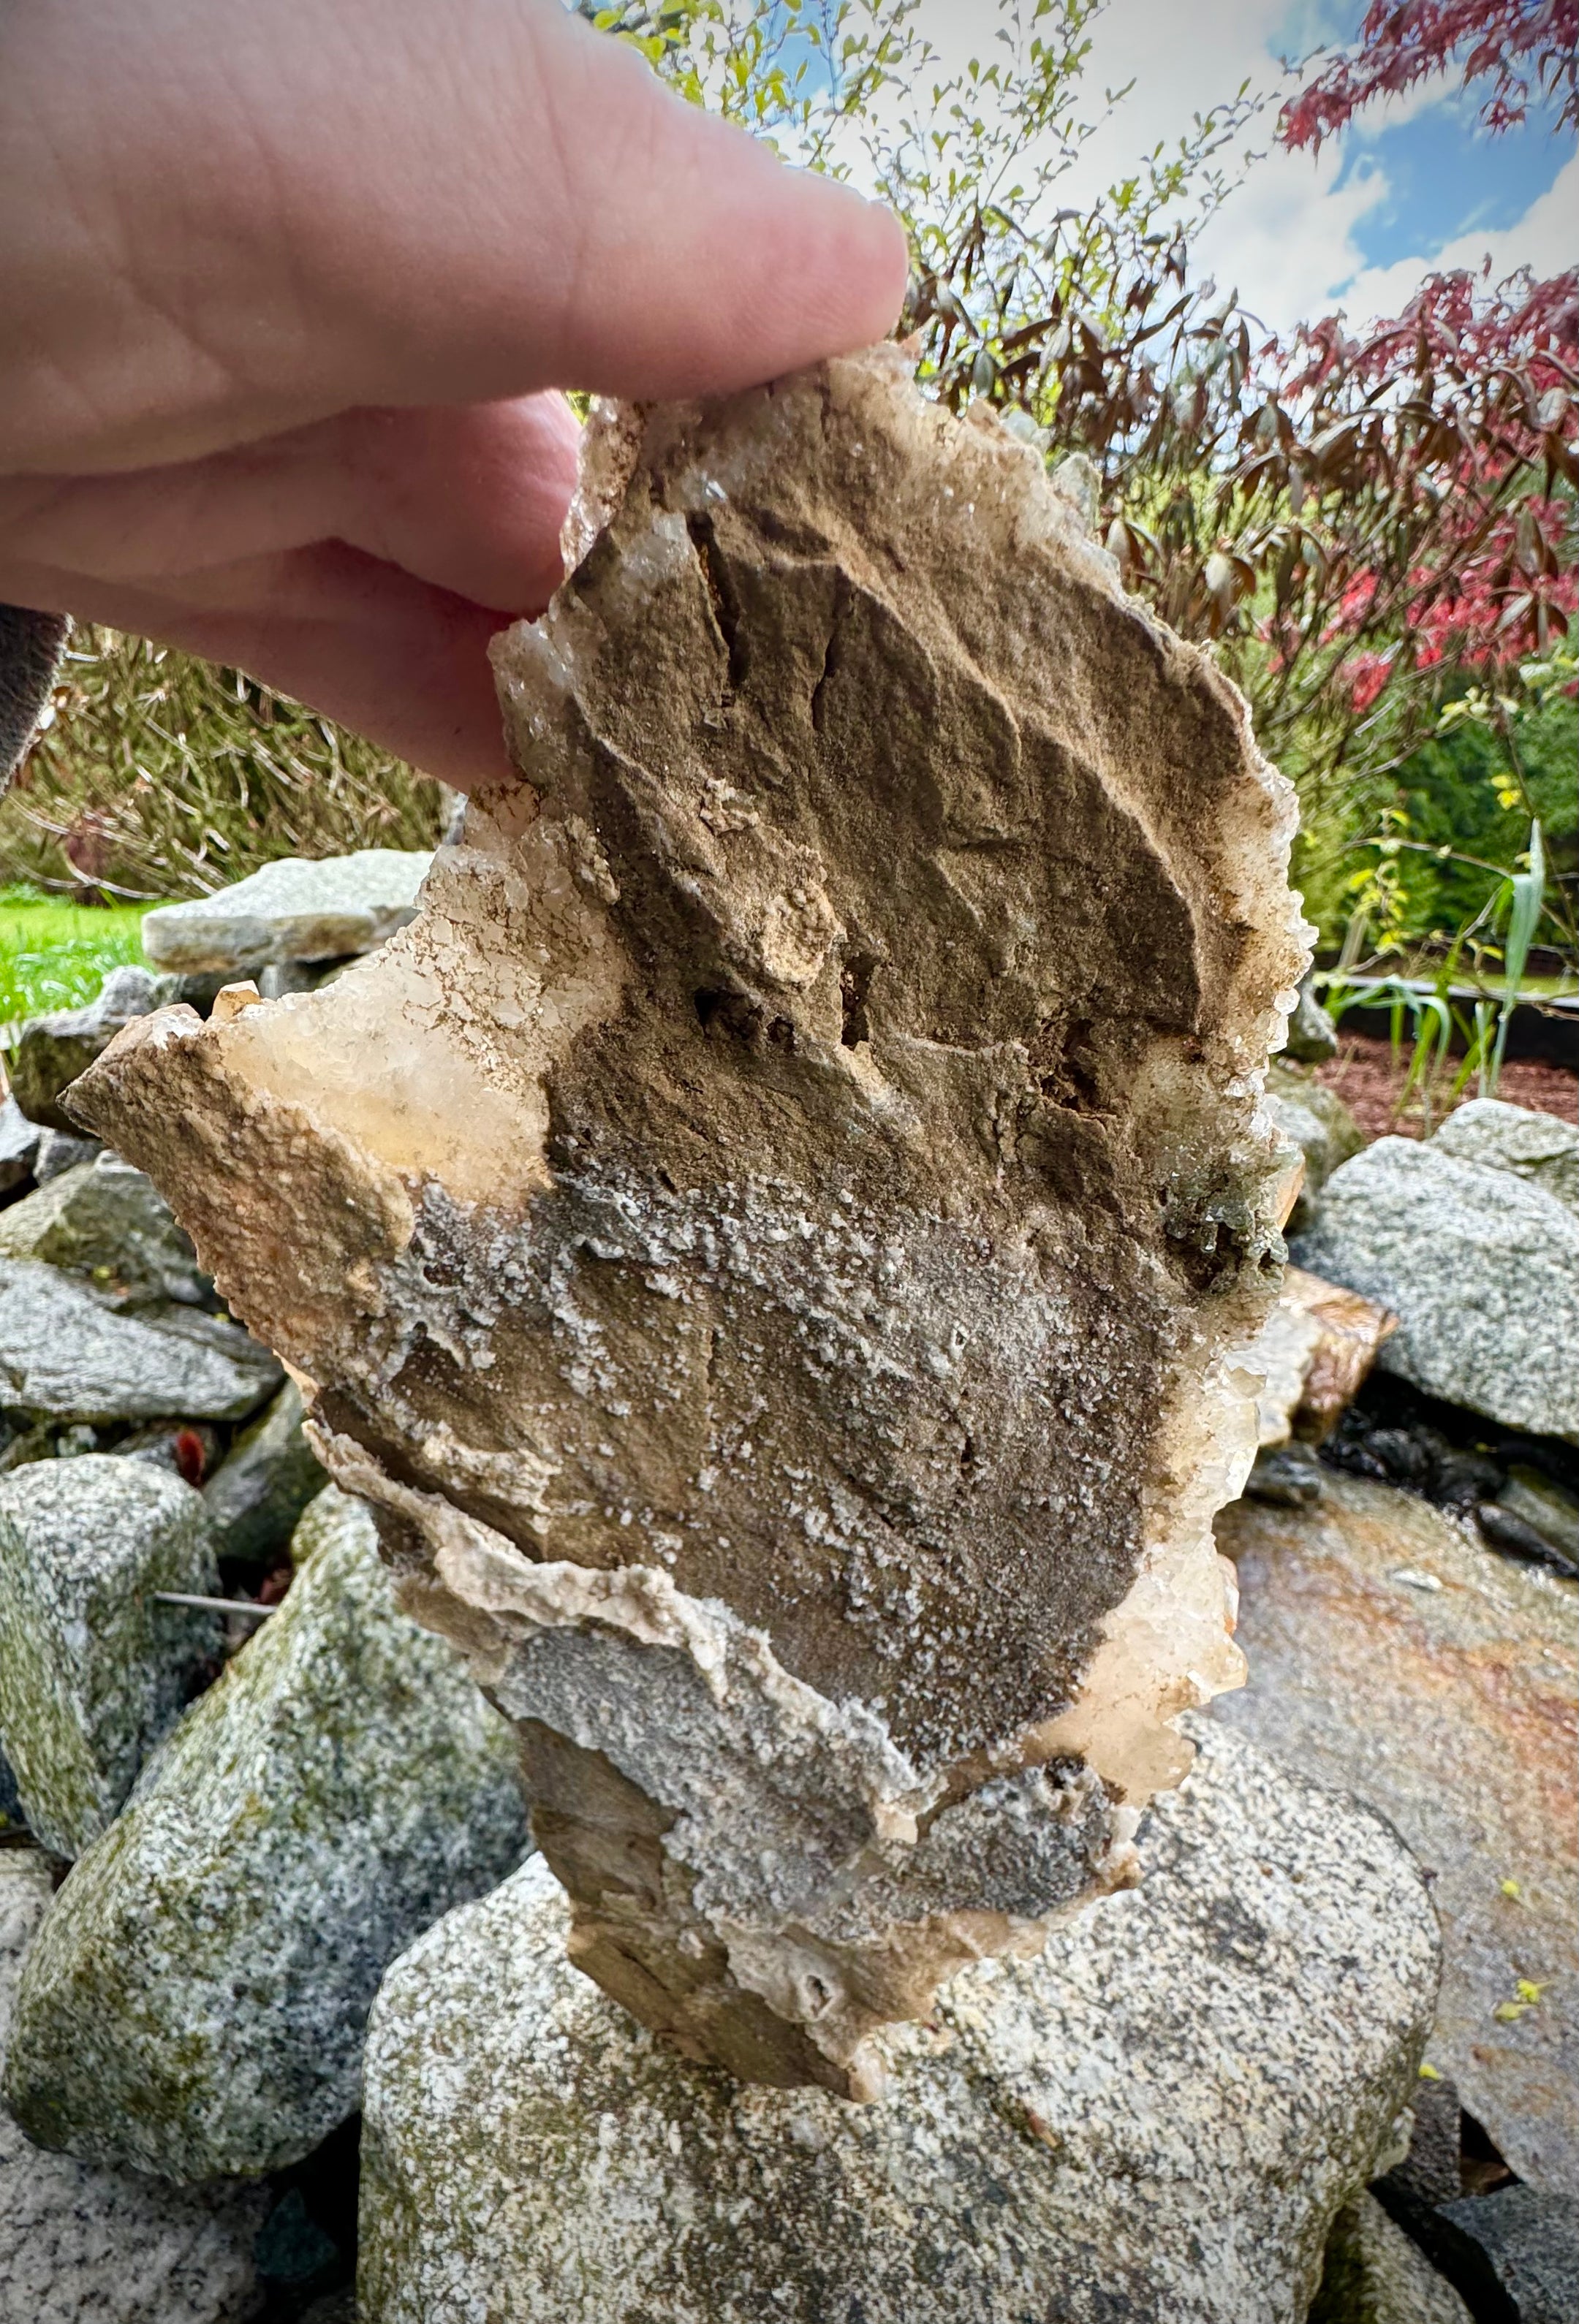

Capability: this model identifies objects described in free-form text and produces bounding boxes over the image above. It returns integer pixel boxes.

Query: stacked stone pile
[0,360,1574,2321]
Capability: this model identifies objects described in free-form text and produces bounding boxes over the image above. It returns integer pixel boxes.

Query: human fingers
[1,395,583,618]
[7,541,515,789]
[1,0,908,474]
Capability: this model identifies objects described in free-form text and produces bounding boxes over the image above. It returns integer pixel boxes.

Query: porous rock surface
[1293,1135,1579,1442]
[357,1721,1438,2324]
[0,1456,221,1856]
[1,1486,531,2181]
[0,1849,268,2324]
[138,849,431,974]
[72,347,1308,2094]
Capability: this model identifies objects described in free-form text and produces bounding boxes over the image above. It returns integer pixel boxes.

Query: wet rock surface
[73,347,1309,2092]
[138,851,432,976]
[1293,1133,1579,1443]
[358,1721,1437,2324]
[1216,1469,1578,2194]
[0,1457,221,1857]
[1,1486,531,2181]
[0,1848,269,2324]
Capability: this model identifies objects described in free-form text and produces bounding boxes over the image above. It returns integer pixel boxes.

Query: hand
[0,0,906,785]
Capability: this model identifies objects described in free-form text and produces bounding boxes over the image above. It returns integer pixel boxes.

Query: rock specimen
[5,964,166,1132]
[70,347,1308,2094]
[358,1722,1438,2324]
[1216,1469,1578,2193]
[0,1152,208,1307]
[202,1376,327,1565]
[0,1256,280,1422]
[139,848,432,974]
[0,1455,221,1856]
[2,1486,531,2180]
[1294,1133,1579,1443]
[0,1849,268,2324]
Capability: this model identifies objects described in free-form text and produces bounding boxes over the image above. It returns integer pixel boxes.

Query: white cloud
[883,0,1572,332]
[1333,145,1579,322]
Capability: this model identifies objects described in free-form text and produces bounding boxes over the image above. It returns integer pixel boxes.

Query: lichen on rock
[69,346,1309,2095]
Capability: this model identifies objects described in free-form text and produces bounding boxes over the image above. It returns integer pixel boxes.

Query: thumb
[302,1,912,409]
[1,0,909,471]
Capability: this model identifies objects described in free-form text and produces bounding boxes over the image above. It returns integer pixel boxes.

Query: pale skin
[0,0,907,785]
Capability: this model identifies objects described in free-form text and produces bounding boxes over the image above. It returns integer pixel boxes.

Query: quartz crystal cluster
[72,347,1309,2097]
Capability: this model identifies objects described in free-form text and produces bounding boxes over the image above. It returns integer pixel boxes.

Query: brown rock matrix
[71,348,1309,2098]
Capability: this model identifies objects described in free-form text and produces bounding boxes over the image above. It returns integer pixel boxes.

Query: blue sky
[893,1,1577,330]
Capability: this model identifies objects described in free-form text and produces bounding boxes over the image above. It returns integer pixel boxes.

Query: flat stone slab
[140,851,431,973]
[1216,1470,1579,2195]
[0,1849,267,2324]
[3,1487,531,2181]
[0,1456,220,1856]
[0,1257,280,1421]
[1292,1134,1579,1441]
[359,1722,1438,2324]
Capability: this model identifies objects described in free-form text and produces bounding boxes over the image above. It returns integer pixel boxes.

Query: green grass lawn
[0,885,150,1028]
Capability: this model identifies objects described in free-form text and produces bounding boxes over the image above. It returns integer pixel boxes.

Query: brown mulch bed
[1315,1032,1578,1143]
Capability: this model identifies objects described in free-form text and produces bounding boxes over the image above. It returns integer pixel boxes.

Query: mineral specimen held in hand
[69,347,1309,2097]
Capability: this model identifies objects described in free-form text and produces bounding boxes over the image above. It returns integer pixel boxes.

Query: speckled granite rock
[1435,2184,1579,2322]
[0,1848,268,2324]
[0,1258,279,1422]
[73,348,1309,2095]
[1293,1136,1579,1442]
[0,1457,221,1856]
[1311,2193,1471,2324]
[138,851,431,976]
[1216,1471,1578,2194]
[358,1722,1437,2324]
[201,1379,326,1567]
[0,1154,207,1308]
[2,1486,530,2181]
[1432,1098,1579,1218]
